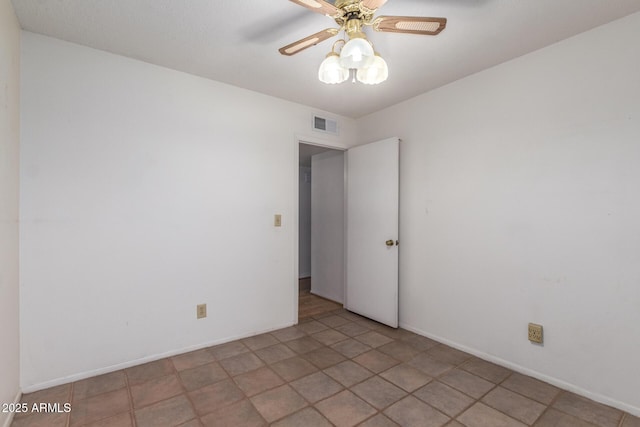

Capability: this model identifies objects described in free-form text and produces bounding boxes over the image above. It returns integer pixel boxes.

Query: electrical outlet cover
[528,323,543,343]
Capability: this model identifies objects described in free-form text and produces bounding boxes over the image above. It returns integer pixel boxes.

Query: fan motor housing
[334,0,376,26]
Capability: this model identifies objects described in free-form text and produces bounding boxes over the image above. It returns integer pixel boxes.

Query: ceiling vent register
[313,115,338,135]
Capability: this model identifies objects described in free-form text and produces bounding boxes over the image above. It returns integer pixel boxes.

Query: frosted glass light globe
[339,38,374,70]
[356,54,388,84]
[318,53,349,84]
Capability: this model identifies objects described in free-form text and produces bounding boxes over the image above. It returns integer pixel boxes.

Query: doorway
[298,142,346,320]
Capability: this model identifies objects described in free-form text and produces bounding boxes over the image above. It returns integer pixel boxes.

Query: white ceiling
[11,0,640,118]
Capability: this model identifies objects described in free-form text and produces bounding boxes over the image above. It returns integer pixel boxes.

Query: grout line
[619,413,627,427]
[122,371,136,427]
[66,382,72,427]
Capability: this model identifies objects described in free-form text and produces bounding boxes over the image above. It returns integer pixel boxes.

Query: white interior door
[346,137,399,328]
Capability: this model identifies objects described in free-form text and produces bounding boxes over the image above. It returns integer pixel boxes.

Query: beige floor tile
[284,336,324,354]
[552,392,623,427]
[171,348,217,371]
[324,360,374,387]
[461,358,512,384]
[358,413,400,427]
[254,344,297,365]
[482,386,546,425]
[413,380,475,417]
[250,385,307,423]
[10,412,69,427]
[337,311,367,322]
[355,331,394,348]
[179,362,228,391]
[271,407,333,427]
[354,317,386,330]
[312,329,350,346]
[351,376,407,410]
[83,412,133,427]
[457,402,526,427]
[331,338,372,358]
[290,372,343,403]
[374,327,415,341]
[18,384,71,412]
[208,341,249,361]
[439,369,494,399]
[125,359,174,386]
[200,399,266,427]
[233,366,284,397]
[384,395,450,427]
[408,353,454,377]
[295,320,329,335]
[218,352,265,376]
[319,315,352,328]
[241,333,279,351]
[334,322,370,337]
[380,364,432,392]
[426,345,473,366]
[302,347,347,369]
[134,395,196,427]
[313,310,343,320]
[130,374,184,409]
[534,408,598,426]
[73,371,126,401]
[315,390,377,427]
[353,350,400,373]
[271,356,318,382]
[401,334,440,352]
[501,373,560,405]
[271,327,307,342]
[377,341,421,362]
[188,378,246,416]
[623,414,640,427]
[70,388,131,426]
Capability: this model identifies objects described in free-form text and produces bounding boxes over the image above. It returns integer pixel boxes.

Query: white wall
[311,150,345,303]
[19,32,356,391]
[298,166,311,278]
[357,12,640,415]
[0,0,21,424]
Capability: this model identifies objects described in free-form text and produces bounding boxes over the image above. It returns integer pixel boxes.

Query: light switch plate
[274,214,282,227]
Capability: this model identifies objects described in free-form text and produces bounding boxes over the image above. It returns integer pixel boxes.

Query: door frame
[293,135,347,324]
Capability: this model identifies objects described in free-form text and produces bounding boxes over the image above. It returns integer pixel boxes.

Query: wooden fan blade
[279,28,339,56]
[287,0,343,18]
[373,16,447,35]
[361,0,388,11]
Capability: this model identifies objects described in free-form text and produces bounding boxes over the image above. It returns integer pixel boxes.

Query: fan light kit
[279,0,447,85]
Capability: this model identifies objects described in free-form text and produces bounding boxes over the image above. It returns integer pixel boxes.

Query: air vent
[313,115,338,135]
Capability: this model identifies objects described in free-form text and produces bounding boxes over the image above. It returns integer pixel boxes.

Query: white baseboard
[399,322,640,418]
[21,322,294,394]
[1,390,22,427]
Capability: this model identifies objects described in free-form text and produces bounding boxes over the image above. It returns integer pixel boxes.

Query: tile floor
[11,305,640,427]
[298,290,342,319]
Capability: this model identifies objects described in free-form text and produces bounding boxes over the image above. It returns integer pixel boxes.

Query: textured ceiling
[11,0,640,118]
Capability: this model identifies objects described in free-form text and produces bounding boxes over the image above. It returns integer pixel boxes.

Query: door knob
[386,240,394,247]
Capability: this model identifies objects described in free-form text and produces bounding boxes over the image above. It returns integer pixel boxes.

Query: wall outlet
[197,304,207,319]
[528,323,543,343]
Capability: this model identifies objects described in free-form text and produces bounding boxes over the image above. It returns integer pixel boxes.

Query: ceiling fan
[279,0,447,85]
